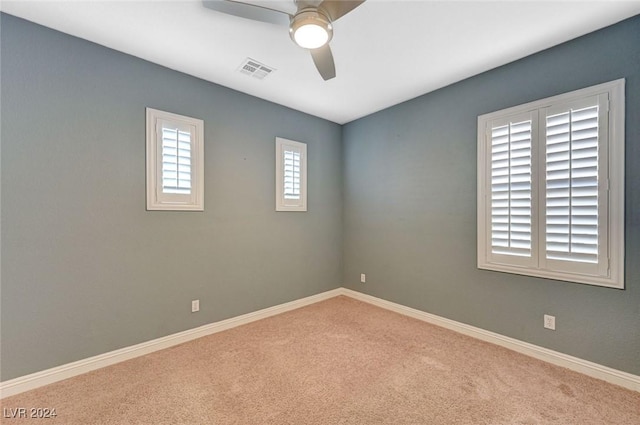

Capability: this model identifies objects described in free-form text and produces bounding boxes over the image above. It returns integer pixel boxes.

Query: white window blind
[478,79,624,289]
[283,149,302,200]
[490,119,533,258]
[146,108,204,211]
[545,103,599,264]
[276,137,307,212]
[161,124,192,195]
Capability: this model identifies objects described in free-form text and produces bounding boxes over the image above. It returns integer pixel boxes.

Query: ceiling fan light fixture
[290,9,333,50]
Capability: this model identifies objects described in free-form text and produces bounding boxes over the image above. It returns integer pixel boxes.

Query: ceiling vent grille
[238,58,275,80]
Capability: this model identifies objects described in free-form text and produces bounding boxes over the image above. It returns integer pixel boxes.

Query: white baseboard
[2,287,638,398]
[0,288,343,399]
[339,288,640,392]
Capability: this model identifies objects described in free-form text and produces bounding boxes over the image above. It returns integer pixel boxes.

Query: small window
[477,79,624,288]
[146,108,204,211]
[276,137,307,212]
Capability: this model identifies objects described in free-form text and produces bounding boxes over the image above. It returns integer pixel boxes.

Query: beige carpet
[1,296,638,424]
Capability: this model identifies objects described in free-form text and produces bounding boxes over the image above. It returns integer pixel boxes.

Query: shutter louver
[490,120,532,257]
[161,127,192,195]
[283,149,301,200]
[545,105,599,264]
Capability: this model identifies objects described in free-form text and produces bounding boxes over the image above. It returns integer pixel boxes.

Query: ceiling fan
[203,0,366,80]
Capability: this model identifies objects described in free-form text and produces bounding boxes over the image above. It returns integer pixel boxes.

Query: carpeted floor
[1,296,639,424]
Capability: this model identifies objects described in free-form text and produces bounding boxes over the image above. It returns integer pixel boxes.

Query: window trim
[477,79,625,289]
[275,137,307,212]
[146,108,204,211]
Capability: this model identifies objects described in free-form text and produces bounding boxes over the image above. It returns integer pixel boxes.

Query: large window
[276,137,307,212]
[146,108,204,211]
[477,80,624,288]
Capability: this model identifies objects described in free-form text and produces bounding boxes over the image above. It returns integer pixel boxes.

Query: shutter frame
[477,79,624,289]
[539,94,610,278]
[483,110,538,269]
[146,108,204,211]
[276,137,307,212]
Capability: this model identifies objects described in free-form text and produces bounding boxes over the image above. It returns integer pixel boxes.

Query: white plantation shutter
[544,101,600,264]
[146,108,204,211]
[161,124,193,195]
[490,119,533,258]
[283,149,301,200]
[478,79,624,288]
[541,95,611,278]
[276,137,307,211]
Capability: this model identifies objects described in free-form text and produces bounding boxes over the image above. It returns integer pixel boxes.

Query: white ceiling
[2,0,640,124]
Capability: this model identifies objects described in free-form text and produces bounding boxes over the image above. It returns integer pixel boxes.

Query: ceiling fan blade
[310,44,336,80]
[202,0,291,26]
[294,0,324,9]
[318,0,365,22]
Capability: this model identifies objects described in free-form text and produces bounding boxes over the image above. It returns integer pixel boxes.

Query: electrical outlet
[191,300,200,313]
[360,273,366,283]
[544,314,555,330]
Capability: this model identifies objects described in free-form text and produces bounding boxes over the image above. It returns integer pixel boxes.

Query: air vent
[238,58,275,80]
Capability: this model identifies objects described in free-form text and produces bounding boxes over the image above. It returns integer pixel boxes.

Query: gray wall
[0,14,343,381]
[343,15,640,375]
